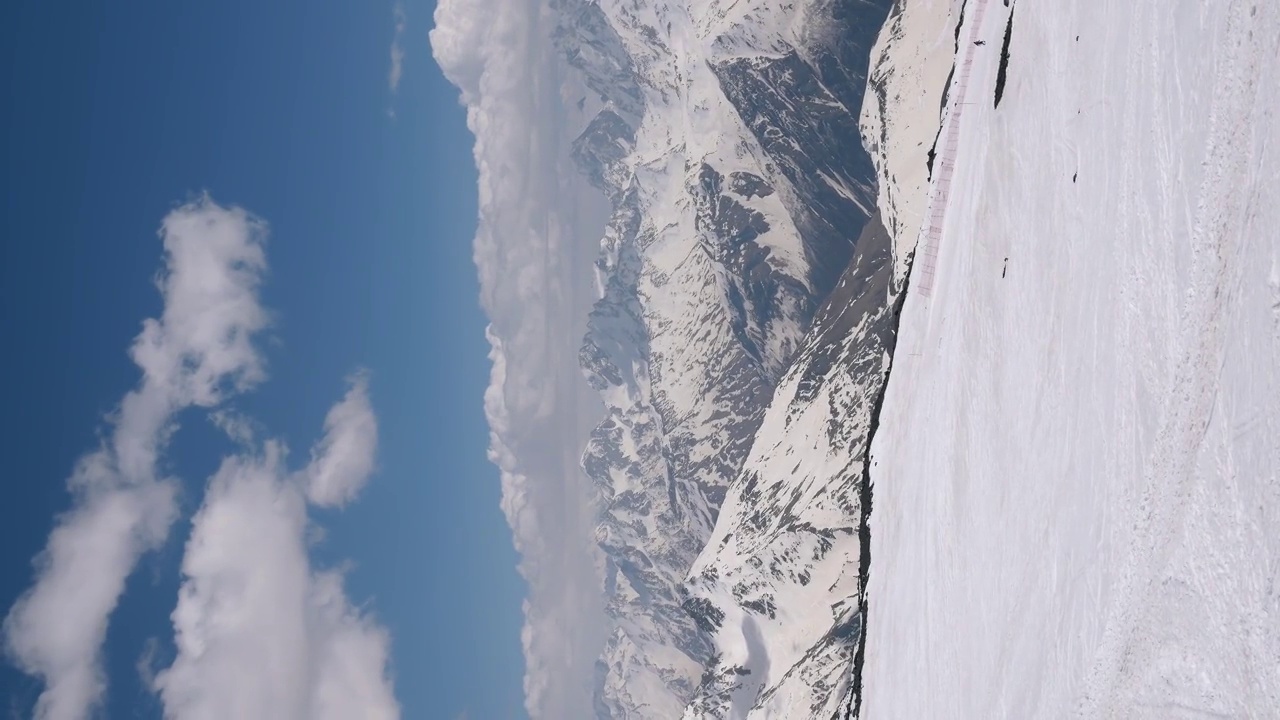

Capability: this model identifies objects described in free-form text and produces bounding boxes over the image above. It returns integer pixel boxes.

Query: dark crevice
[952,0,969,53]
[926,120,944,180]
[844,4,971,714]
[994,3,1017,107]
[938,0,970,112]
[834,246,916,720]
[929,0,968,180]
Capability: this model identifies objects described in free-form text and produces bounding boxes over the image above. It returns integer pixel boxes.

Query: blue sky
[0,1,526,718]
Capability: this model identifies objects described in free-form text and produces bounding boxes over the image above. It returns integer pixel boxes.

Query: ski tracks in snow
[914,0,996,301]
[1076,1,1278,716]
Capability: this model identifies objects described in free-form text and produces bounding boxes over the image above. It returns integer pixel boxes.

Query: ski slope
[863,0,1280,717]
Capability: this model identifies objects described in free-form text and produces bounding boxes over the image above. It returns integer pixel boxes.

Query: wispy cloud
[302,372,378,508]
[431,0,610,716]
[3,196,270,720]
[154,377,397,720]
[387,2,408,117]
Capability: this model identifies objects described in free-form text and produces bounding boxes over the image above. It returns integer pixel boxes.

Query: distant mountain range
[549,0,938,715]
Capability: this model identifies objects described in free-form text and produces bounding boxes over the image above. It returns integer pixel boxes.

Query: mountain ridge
[555,0,898,715]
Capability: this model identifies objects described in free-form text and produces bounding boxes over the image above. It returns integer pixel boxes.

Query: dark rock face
[691,163,808,376]
[729,172,774,200]
[711,0,892,298]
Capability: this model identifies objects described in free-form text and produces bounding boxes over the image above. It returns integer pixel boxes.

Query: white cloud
[302,373,378,508]
[3,196,270,720]
[431,0,612,716]
[5,198,397,720]
[208,409,257,447]
[154,423,396,720]
[388,2,408,94]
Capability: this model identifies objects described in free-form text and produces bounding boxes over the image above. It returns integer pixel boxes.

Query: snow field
[864,0,1280,717]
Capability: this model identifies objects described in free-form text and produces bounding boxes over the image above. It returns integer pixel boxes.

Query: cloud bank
[430,0,612,716]
[5,198,398,720]
[4,197,270,720]
[155,378,396,720]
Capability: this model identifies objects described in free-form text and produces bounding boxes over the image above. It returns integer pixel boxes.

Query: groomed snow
[864,0,1280,717]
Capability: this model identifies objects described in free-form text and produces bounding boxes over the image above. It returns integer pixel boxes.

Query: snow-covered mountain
[675,1,959,717]
[683,0,1280,715]
[450,0,1278,714]
[553,0,895,715]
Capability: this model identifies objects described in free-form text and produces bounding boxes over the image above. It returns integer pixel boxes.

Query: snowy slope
[863,1,1280,718]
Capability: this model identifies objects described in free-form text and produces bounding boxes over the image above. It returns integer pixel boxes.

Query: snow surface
[864,0,1280,718]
